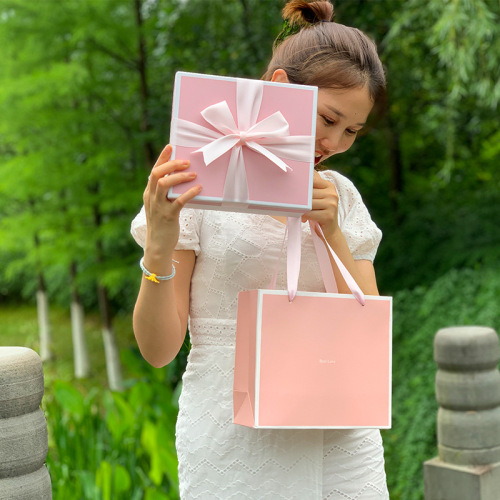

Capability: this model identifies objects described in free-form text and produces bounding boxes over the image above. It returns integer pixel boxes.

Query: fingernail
[183,160,190,166]
[188,172,197,178]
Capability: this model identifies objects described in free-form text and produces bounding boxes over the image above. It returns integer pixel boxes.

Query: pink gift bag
[233,220,392,429]
[168,72,317,216]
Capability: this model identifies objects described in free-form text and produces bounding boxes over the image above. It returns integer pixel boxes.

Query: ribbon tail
[195,135,240,166]
[247,142,292,172]
[222,146,249,203]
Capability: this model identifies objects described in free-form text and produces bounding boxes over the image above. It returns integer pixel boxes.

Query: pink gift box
[168,72,317,216]
[233,289,392,429]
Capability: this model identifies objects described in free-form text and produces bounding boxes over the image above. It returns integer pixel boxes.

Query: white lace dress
[131,170,389,499]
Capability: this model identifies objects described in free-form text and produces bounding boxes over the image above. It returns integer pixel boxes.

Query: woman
[131,1,388,498]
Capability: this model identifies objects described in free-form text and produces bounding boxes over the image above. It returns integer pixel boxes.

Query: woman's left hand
[301,171,339,240]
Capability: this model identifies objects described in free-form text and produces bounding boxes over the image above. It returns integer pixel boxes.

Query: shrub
[384,264,500,500]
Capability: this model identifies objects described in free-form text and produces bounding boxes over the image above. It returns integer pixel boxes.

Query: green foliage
[0,0,283,309]
[375,186,500,292]
[274,18,301,48]
[384,263,500,500]
[45,350,181,500]
[0,0,147,310]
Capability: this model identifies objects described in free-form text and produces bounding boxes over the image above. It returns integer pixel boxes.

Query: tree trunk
[133,0,156,167]
[238,0,260,67]
[70,262,90,379]
[93,203,124,391]
[385,110,404,217]
[36,274,52,362]
[97,284,124,391]
[31,210,52,362]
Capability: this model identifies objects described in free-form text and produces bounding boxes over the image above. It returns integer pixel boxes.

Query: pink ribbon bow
[171,78,315,204]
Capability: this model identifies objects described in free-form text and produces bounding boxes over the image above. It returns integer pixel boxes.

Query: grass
[0,302,137,390]
[1,303,180,500]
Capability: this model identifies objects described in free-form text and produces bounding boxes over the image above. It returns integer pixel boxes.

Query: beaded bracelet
[140,257,176,283]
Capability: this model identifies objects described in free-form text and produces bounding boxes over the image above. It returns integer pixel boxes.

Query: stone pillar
[0,347,52,499]
[424,326,500,500]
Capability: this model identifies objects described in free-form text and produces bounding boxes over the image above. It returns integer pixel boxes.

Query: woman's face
[314,86,373,165]
[270,69,373,165]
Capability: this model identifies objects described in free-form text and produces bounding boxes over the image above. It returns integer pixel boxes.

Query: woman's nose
[320,134,340,154]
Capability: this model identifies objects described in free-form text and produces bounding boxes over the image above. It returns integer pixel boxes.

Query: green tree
[0,0,285,384]
[0,0,147,388]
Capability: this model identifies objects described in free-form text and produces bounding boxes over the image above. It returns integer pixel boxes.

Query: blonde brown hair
[263,0,386,103]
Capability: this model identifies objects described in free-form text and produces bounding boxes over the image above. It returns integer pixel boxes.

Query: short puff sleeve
[130,205,148,249]
[175,208,203,255]
[130,206,203,256]
[319,170,382,262]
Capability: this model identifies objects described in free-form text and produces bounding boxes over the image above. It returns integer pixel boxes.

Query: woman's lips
[315,152,325,165]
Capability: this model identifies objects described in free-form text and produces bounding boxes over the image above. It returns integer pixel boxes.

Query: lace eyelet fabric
[131,171,388,499]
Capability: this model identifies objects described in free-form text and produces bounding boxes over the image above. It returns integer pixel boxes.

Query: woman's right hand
[143,145,202,269]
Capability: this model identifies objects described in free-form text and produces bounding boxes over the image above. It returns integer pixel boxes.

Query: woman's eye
[345,129,358,136]
[322,116,335,126]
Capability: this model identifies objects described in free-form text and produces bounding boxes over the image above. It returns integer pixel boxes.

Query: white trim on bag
[254,425,392,429]
[254,290,264,427]
[259,289,392,301]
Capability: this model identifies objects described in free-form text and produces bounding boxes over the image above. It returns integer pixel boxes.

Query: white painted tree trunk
[102,326,123,391]
[36,290,51,362]
[70,300,90,379]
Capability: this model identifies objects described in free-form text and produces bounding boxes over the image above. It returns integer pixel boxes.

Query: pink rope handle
[285,219,365,305]
[267,223,288,290]
[308,220,365,305]
[310,221,338,294]
[264,217,301,301]
[286,217,302,301]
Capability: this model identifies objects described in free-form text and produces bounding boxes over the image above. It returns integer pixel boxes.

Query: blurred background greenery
[0,0,498,499]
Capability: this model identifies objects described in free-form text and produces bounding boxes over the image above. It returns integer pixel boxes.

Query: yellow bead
[146,274,160,284]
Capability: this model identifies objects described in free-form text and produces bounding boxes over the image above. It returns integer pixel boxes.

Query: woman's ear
[270,69,290,84]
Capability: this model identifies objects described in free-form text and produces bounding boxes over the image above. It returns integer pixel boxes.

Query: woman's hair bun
[282,0,334,26]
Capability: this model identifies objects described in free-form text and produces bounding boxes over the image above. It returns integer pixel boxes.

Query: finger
[149,159,190,195]
[312,187,333,199]
[155,171,198,201]
[312,170,328,187]
[309,196,337,211]
[301,208,330,225]
[172,184,203,211]
[312,171,336,190]
[143,185,150,210]
[312,179,338,199]
[152,158,190,176]
[153,144,173,168]
[301,211,322,224]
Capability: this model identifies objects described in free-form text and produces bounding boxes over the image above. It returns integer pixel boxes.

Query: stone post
[424,326,500,500]
[0,347,52,499]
